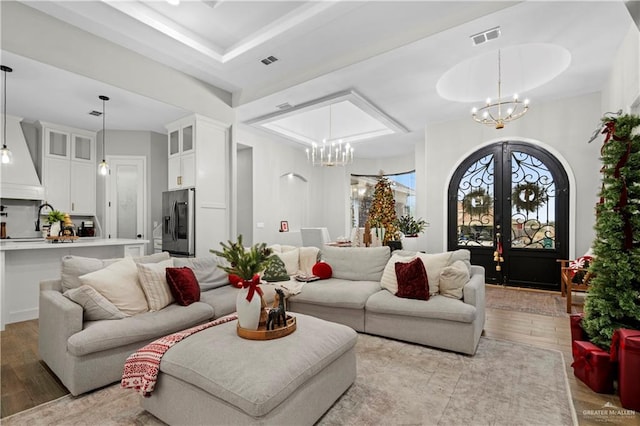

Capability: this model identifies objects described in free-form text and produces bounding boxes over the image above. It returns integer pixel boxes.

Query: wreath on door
[512,182,548,213]
[462,188,493,216]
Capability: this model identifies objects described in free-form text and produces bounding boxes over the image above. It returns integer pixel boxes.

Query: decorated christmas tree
[366,174,400,244]
[582,113,640,350]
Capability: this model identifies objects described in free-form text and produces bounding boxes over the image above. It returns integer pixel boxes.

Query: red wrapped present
[572,340,614,393]
[611,329,640,411]
[570,314,587,358]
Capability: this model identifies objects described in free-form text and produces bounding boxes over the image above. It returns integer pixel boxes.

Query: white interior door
[106,156,146,240]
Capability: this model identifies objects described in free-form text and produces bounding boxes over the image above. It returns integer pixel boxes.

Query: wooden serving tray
[237,315,296,340]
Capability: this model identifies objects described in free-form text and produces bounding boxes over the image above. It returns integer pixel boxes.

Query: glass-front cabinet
[167,120,195,190]
[46,129,69,158]
[38,122,97,215]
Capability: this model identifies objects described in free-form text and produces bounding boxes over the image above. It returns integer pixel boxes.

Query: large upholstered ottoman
[142,313,357,425]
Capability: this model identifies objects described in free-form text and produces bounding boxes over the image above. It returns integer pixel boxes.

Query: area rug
[2,335,577,426]
[485,285,584,317]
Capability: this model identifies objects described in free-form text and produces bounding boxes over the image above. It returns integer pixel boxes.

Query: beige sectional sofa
[288,246,485,355]
[39,252,278,396]
[39,246,485,396]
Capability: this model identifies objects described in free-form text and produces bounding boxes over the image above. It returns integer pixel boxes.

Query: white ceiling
[3,0,635,158]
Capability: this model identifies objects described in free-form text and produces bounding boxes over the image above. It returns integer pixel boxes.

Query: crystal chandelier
[471,50,529,129]
[306,104,354,167]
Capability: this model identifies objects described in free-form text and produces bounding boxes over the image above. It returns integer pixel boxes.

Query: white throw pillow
[80,257,149,316]
[298,246,320,276]
[439,260,470,299]
[268,244,282,253]
[380,252,417,294]
[276,248,300,275]
[64,285,127,321]
[137,259,174,311]
[415,252,452,295]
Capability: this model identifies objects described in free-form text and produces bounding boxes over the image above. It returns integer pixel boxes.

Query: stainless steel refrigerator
[162,188,195,257]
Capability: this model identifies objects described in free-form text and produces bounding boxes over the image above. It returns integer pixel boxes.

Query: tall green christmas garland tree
[366,175,400,244]
[582,113,640,350]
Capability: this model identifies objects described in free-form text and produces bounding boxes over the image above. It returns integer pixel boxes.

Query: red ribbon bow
[243,274,263,302]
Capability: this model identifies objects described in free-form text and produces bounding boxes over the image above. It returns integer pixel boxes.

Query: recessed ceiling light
[470,26,501,46]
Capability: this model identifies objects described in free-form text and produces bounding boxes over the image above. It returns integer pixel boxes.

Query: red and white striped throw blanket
[121,313,237,397]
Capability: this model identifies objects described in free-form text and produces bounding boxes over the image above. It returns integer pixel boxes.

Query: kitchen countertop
[0,238,148,251]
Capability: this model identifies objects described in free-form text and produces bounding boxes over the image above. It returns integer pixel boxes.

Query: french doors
[447,142,569,290]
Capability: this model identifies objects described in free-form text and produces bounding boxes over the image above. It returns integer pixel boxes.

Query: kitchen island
[0,238,148,330]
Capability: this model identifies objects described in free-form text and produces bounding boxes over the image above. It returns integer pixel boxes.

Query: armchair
[558,257,594,313]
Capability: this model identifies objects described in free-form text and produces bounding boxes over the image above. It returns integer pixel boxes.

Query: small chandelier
[306,104,354,167]
[98,95,109,176]
[471,50,529,129]
[1,65,14,164]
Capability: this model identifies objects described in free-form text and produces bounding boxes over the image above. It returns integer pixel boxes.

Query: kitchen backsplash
[0,199,97,239]
[0,199,41,238]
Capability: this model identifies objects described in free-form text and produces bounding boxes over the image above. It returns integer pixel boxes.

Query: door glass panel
[456,153,495,247]
[510,151,556,249]
[182,125,193,152]
[49,131,67,156]
[74,136,91,160]
[116,165,138,239]
[169,130,179,155]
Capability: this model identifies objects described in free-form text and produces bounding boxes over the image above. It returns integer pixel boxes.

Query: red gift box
[572,340,614,393]
[611,329,640,411]
[570,314,587,357]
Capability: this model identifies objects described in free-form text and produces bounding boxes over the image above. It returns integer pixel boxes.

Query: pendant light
[1,65,13,164]
[306,104,354,167]
[471,50,529,129]
[98,95,109,176]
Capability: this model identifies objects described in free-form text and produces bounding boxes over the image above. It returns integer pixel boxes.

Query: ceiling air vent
[470,26,501,46]
[261,56,278,65]
[89,110,102,116]
[276,102,292,110]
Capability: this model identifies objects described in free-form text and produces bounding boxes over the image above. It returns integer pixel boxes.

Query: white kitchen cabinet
[123,243,145,257]
[38,122,97,215]
[167,122,195,190]
[165,114,231,256]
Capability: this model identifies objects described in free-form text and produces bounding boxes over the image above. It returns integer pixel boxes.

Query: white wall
[235,125,321,246]
[236,146,253,245]
[602,23,640,113]
[149,132,168,246]
[423,92,603,258]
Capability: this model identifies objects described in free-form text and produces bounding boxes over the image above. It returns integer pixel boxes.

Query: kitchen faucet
[35,202,54,232]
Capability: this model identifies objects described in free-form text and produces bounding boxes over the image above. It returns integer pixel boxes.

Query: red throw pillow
[395,257,430,301]
[312,262,333,279]
[166,267,200,306]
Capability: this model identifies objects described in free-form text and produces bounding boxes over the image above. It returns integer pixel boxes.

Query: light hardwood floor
[1,290,639,424]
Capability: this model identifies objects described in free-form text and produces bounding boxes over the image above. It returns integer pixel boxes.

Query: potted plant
[397,215,427,238]
[211,235,273,330]
[46,210,65,237]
